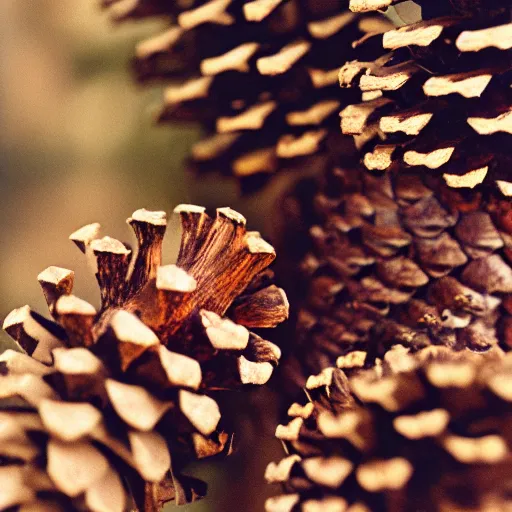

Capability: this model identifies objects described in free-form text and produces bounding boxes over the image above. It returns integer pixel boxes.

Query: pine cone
[102,0,391,190]
[339,0,511,188]
[266,346,512,511]
[0,205,288,511]
[285,0,512,384]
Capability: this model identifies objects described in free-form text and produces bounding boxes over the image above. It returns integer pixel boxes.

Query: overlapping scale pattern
[339,0,511,189]
[267,347,512,511]
[287,163,511,385]
[283,0,512,386]
[103,0,390,189]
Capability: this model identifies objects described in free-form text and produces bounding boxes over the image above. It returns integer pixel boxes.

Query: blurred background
[0,1,288,510]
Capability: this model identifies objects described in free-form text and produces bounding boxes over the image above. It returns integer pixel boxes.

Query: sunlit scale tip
[54,295,97,316]
[90,236,131,255]
[3,304,30,331]
[37,266,74,289]
[246,232,276,255]
[128,208,167,225]
[173,204,206,214]
[156,264,197,293]
[496,180,512,197]
[68,222,101,253]
[216,206,247,225]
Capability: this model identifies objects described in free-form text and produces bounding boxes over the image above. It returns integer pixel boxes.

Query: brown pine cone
[0,205,288,511]
[339,0,511,188]
[289,163,512,384]
[266,346,512,512]
[282,0,512,385]
[102,0,391,190]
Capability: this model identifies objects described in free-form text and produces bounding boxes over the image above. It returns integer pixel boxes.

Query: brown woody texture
[284,0,512,385]
[102,0,391,190]
[0,205,288,511]
[266,346,512,511]
[289,164,512,384]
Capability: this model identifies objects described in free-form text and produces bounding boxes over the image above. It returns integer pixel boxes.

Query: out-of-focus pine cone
[266,346,512,512]
[0,205,288,511]
[339,0,511,188]
[102,0,391,190]
[289,163,512,384]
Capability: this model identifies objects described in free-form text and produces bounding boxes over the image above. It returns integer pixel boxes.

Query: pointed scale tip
[217,207,246,225]
[69,223,101,253]
[90,236,131,255]
[174,204,207,215]
[128,208,167,226]
[3,305,31,331]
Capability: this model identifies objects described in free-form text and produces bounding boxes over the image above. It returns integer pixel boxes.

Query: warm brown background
[0,1,289,510]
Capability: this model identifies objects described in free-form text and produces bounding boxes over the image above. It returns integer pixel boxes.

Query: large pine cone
[102,0,390,190]
[284,0,512,385]
[266,346,512,512]
[0,205,288,511]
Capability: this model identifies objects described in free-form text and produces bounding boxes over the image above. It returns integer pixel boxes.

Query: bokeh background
[0,1,292,510]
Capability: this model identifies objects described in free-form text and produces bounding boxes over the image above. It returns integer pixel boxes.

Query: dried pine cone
[0,205,288,511]
[266,346,512,512]
[102,0,390,190]
[339,0,511,188]
[284,0,512,384]
[289,163,512,383]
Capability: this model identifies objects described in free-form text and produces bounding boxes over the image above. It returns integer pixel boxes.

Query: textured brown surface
[102,0,391,190]
[287,163,512,385]
[267,346,512,511]
[0,205,288,511]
